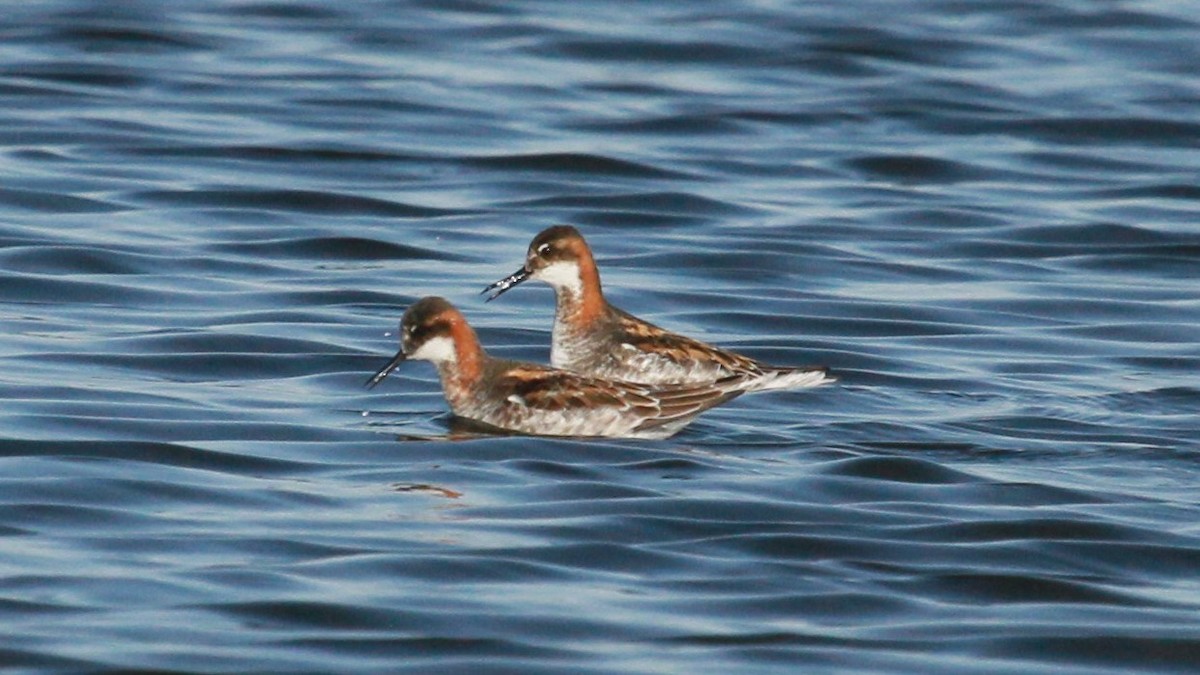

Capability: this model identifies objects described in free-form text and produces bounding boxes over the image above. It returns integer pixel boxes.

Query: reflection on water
[393,483,464,500]
[366,413,524,442]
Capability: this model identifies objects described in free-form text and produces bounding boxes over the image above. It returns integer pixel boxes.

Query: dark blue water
[2,0,1198,671]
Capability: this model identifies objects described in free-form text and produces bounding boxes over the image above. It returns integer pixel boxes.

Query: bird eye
[536,243,551,256]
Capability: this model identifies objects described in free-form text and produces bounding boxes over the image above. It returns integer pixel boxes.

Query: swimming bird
[366,297,745,439]
[483,225,833,391]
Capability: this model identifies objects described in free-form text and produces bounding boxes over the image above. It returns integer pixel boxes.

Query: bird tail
[749,366,835,392]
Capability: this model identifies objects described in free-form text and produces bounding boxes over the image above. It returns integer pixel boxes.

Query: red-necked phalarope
[483,225,834,391]
[366,297,745,439]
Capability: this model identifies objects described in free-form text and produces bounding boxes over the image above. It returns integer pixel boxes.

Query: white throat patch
[536,260,583,296]
[408,335,457,364]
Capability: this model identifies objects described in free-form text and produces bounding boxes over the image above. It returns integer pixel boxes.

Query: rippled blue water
[2,0,1198,671]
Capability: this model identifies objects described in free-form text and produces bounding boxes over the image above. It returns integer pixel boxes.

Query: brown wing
[497,365,661,417]
[612,308,765,376]
[495,366,743,433]
[630,376,746,433]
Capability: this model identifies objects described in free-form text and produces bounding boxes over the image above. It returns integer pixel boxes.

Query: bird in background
[483,225,834,392]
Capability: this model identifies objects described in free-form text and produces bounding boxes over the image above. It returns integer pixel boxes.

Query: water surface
[1,0,1198,672]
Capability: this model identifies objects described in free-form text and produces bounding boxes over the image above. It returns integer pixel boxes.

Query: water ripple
[0,0,1198,671]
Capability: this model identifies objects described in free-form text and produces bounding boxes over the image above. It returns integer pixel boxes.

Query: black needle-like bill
[481,266,530,302]
[366,350,407,389]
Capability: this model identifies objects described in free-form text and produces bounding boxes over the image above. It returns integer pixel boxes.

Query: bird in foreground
[366,297,745,439]
[483,225,834,391]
